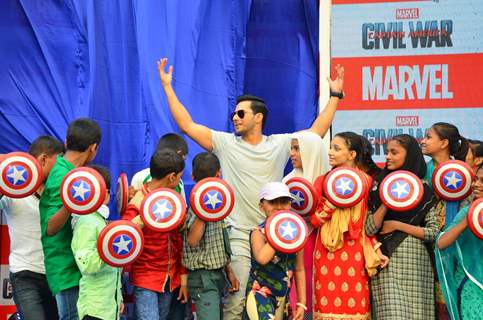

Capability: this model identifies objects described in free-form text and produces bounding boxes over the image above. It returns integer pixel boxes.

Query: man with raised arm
[157,58,344,320]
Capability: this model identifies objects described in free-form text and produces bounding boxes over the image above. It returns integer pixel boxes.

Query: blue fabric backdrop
[0,0,319,217]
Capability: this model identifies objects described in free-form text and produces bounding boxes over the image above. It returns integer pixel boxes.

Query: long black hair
[359,135,381,177]
[431,122,469,161]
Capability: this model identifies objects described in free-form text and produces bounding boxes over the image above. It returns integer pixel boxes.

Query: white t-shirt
[212,130,292,256]
[0,195,45,274]
[130,167,186,200]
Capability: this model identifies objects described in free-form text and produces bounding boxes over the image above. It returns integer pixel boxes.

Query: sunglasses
[230,109,252,119]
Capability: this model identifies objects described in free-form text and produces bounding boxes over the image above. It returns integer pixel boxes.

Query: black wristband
[330,90,344,99]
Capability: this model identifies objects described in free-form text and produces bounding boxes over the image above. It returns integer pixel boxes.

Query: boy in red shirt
[123,148,188,320]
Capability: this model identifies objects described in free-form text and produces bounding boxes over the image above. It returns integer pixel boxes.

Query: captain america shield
[0,152,42,198]
[265,210,308,254]
[140,188,186,232]
[467,198,483,240]
[380,170,424,212]
[116,173,129,215]
[97,220,144,267]
[432,160,474,201]
[189,177,235,222]
[60,167,106,215]
[285,177,318,216]
[323,167,367,208]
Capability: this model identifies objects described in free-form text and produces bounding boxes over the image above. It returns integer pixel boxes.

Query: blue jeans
[10,271,58,320]
[134,284,187,320]
[55,286,79,320]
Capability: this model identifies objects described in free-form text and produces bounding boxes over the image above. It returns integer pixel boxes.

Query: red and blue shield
[60,167,106,215]
[285,177,318,216]
[432,160,474,201]
[380,170,423,212]
[467,198,483,240]
[140,188,186,231]
[189,177,235,222]
[265,210,308,254]
[0,152,42,198]
[97,220,144,267]
[323,167,367,208]
[116,173,129,215]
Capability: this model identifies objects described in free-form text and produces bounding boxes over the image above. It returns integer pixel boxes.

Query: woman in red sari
[311,132,388,320]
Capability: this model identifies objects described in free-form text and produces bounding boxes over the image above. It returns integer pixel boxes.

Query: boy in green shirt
[39,118,101,320]
[71,165,123,320]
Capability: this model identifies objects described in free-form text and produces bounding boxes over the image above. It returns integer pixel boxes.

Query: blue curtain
[0,0,319,217]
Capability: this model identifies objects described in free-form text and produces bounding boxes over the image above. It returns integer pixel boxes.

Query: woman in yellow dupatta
[311,132,387,320]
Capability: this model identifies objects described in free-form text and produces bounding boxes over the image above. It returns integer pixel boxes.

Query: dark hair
[88,164,111,190]
[192,152,220,182]
[28,135,65,157]
[150,148,185,180]
[66,118,101,152]
[360,135,381,176]
[468,139,483,158]
[236,94,268,129]
[431,122,469,161]
[388,134,427,178]
[334,132,364,166]
[156,133,188,156]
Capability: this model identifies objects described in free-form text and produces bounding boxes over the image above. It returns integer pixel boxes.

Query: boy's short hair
[88,164,111,190]
[28,135,65,157]
[192,152,220,182]
[66,118,101,152]
[150,148,185,180]
[156,133,188,157]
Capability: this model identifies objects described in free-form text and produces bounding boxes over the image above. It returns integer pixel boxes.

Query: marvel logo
[396,8,419,20]
[396,116,419,127]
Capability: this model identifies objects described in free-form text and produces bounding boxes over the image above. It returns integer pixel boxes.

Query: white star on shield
[280,221,297,240]
[291,190,304,207]
[204,191,222,209]
[7,166,27,185]
[391,181,409,199]
[72,181,90,200]
[152,200,172,221]
[336,177,353,195]
[444,172,462,190]
[112,235,132,254]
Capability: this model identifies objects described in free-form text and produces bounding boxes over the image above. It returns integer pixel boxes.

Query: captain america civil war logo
[362,127,427,156]
[362,8,453,50]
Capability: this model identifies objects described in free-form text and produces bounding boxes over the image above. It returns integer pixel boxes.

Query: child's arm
[251,229,276,265]
[224,263,240,293]
[71,219,104,275]
[293,249,307,320]
[367,204,387,233]
[380,206,439,242]
[187,217,206,247]
[46,206,71,236]
[437,218,468,249]
[178,273,189,303]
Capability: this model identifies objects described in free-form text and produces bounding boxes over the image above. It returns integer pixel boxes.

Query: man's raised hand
[328,64,345,95]
[157,58,173,87]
